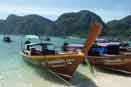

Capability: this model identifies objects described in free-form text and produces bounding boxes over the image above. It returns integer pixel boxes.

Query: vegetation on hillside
[0,10,130,38]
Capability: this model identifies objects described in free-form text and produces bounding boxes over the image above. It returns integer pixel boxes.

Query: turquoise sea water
[0,35,96,87]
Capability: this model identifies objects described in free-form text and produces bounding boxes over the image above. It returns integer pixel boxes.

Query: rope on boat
[85,57,95,75]
[46,68,72,86]
[42,57,72,86]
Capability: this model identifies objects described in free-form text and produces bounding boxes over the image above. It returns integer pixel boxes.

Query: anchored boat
[3,36,12,43]
[20,23,102,81]
[87,42,131,74]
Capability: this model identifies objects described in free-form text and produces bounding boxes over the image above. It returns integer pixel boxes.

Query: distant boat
[20,23,102,81]
[3,36,12,43]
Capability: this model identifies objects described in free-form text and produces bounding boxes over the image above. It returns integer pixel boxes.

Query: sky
[0,0,131,22]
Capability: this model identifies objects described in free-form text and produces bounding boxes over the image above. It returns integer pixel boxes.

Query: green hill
[0,10,131,38]
[107,16,131,37]
[56,10,105,37]
[0,14,57,35]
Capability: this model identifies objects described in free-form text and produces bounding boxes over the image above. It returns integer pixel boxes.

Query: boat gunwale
[20,51,84,60]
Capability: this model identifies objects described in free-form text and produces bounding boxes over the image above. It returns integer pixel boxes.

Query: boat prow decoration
[82,22,102,56]
[20,22,102,81]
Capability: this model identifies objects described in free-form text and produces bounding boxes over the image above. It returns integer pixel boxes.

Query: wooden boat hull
[88,53,131,74]
[21,52,84,80]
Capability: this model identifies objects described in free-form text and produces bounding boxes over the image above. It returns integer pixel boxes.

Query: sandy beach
[73,64,131,87]
[91,69,131,87]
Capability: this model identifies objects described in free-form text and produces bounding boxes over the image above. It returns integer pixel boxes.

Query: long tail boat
[88,43,131,74]
[66,41,131,74]
[20,23,102,81]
